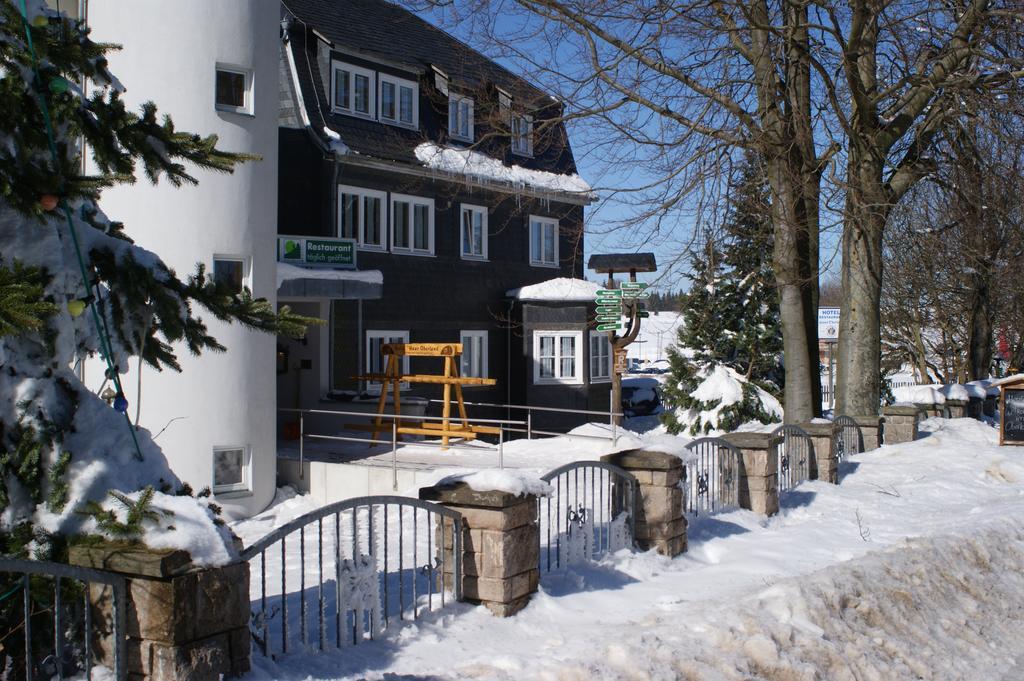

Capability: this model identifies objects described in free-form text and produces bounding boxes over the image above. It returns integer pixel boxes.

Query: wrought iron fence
[0,557,127,681]
[537,462,638,572]
[770,425,812,492]
[831,415,863,462]
[683,438,741,517]
[241,496,463,658]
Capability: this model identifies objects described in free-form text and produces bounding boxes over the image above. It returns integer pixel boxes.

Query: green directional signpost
[588,253,658,426]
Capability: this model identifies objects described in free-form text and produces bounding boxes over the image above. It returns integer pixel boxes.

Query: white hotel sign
[818,307,840,342]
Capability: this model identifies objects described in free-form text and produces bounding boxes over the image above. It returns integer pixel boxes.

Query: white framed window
[366,330,410,390]
[215,65,253,115]
[590,332,612,382]
[338,185,387,250]
[534,330,583,384]
[391,194,434,255]
[460,330,488,379]
[332,60,375,118]
[529,216,558,267]
[511,114,533,156]
[379,74,418,128]
[460,204,488,260]
[212,255,250,294]
[212,445,251,495]
[448,94,474,142]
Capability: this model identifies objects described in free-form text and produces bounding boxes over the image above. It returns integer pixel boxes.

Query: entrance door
[277,301,323,437]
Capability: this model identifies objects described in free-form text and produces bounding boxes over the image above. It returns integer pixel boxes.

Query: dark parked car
[621,377,663,417]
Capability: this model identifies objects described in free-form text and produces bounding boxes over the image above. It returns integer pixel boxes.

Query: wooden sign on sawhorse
[351,342,498,448]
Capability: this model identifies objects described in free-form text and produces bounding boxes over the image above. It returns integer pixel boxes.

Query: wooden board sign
[382,343,462,357]
[1001,386,1024,445]
[614,349,628,374]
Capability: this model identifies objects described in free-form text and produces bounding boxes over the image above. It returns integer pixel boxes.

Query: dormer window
[512,114,533,156]
[379,74,418,128]
[332,61,375,118]
[449,94,474,142]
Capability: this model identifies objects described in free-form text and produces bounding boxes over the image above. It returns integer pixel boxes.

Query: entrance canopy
[276,262,383,299]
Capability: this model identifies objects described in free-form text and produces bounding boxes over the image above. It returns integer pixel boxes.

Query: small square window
[590,332,612,382]
[215,66,252,114]
[332,61,375,119]
[534,331,582,384]
[212,257,247,294]
[460,330,488,379]
[460,204,488,260]
[213,446,251,494]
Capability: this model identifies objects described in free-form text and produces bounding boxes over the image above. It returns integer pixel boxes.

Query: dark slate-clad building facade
[275,0,612,430]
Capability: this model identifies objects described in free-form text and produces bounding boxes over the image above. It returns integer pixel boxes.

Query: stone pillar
[720,432,778,517]
[849,415,882,451]
[916,402,944,419]
[601,450,686,557]
[946,399,967,418]
[69,545,250,681]
[420,483,539,617]
[882,405,919,444]
[798,423,837,484]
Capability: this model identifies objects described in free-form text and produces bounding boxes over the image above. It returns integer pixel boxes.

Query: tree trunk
[836,152,887,415]
[768,158,816,423]
[966,282,994,380]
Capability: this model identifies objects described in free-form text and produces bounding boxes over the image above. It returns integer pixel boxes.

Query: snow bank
[939,383,970,401]
[435,469,552,497]
[964,382,988,399]
[505,277,600,301]
[414,143,594,198]
[892,384,945,405]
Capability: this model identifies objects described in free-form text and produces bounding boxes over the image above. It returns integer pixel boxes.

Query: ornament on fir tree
[67,299,86,317]
[112,393,129,413]
[48,77,69,95]
[40,194,59,211]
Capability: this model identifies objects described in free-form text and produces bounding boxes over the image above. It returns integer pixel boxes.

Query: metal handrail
[427,398,623,418]
[278,406,525,426]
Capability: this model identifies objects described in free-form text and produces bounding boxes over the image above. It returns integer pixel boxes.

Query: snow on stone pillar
[945,399,968,418]
[420,483,540,617]
[882,405,920,444]
[720,432,778,517]
[601,450,686,557]
[849,415,882,451]
[798,423,838,484]
[69,545,250,681]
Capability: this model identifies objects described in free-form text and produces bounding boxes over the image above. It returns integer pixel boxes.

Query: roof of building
[280,0,590,202]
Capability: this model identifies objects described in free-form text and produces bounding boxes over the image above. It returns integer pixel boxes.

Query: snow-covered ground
[238,417,1024,680]
[626,311,683,364]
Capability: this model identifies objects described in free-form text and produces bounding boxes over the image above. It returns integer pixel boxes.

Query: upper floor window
[339,185,386,250]
[215,65,252,115]
[333,61,375,118]
[449,94,474,142]
[512,114,533,156]
[391,194,434,256]
[460,204,488,260]
[379,74,418,128]
[529,216,558,267]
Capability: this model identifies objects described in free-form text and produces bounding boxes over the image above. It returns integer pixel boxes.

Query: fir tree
[661,154,784,435]
[0,2,310,560]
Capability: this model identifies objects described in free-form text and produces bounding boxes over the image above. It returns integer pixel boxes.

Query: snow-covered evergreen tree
[662,154,783,435]
[0,2,307,561]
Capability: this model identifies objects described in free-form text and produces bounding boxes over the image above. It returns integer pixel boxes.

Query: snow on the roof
[322,126,350,154]
[414,142,594,198]
[506,277,601,301]
[276,262,383,289]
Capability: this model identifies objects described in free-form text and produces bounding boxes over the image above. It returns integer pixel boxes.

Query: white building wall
[85,0,280,518]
